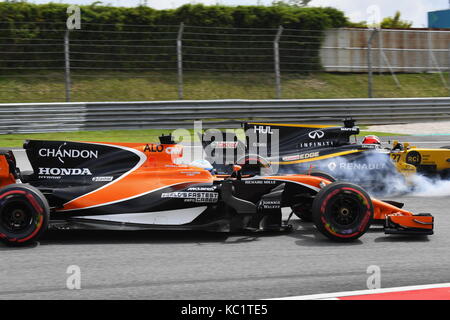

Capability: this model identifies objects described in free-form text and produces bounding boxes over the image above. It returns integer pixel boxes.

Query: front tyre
[0,184,49,246]
[312,182,373,242]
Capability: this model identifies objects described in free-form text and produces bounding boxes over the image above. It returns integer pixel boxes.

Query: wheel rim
[329,193,361,227]
[1,200,33,233]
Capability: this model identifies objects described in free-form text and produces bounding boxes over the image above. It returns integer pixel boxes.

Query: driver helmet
[190,159,214,174]
[362,135,381,145]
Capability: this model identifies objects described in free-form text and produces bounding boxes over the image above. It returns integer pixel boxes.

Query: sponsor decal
[144,144,164,153]
[161,191,218,203]
[298,141,334,149]
[143,144,182,155]
[420,154,432,164]
[260,200,281,209]
[327,161,385,171]
[253,126,273,135]
[187,186,217,192]
[340,127,358,132]
[361,144,378,149]
[38,142,98,164]
[244,180,276,185]
[38,167,93,177]
[92,176,114,182]
[406,151,422,165]
[338,163,386,170]
[212,141,238,149]
[252,142,267,148]
[283,152,320,162]
[308,130,325,139]
[165,146,183,155]
[328,162,337,171]
[282,155,300,161]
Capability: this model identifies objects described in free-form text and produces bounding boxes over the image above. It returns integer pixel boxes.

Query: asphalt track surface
[1,135,450,300]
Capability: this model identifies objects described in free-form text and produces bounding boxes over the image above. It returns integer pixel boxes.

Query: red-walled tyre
[312,182,373,242]
[0,184,49,246]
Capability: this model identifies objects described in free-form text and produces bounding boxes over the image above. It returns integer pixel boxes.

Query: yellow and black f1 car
[389,140,450,178]
[201,119,450,194]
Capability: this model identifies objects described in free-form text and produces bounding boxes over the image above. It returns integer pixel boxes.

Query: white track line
[268,283,450,300]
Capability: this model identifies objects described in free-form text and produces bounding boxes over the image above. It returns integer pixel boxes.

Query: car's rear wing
[243,119,360,155]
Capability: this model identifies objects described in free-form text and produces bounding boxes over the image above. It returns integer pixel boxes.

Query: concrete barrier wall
[321,28,450,73]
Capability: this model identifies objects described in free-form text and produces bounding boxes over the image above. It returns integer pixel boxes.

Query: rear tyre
[0,184,49,246]
[312,182,373,242]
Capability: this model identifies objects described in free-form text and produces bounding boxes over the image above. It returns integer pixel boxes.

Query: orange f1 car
[0,135,433,246]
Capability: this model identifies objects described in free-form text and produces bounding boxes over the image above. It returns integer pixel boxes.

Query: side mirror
[231,165,242,180]
[233,165,242,172]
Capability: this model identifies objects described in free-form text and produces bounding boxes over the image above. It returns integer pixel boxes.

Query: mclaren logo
[308,130,325,139]
[38,142,98,164]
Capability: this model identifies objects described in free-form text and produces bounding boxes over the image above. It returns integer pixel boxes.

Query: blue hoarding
[428,9,450,28]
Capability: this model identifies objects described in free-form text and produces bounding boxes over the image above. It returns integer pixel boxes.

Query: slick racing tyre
[312,182,373,242]
[292,171,336,222]
[0,184,49,246]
